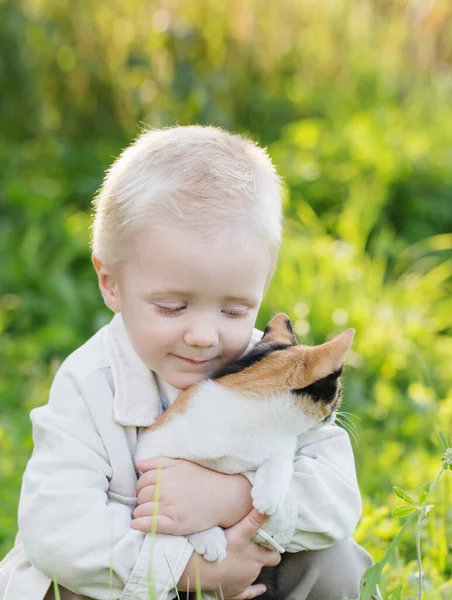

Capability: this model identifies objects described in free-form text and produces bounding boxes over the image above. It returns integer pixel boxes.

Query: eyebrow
[148,290,196,299]
[223,295,260,306]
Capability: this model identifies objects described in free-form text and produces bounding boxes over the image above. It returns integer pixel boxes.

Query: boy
[0,126,373,600]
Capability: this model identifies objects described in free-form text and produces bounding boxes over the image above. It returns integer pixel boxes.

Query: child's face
[98,225,272,389]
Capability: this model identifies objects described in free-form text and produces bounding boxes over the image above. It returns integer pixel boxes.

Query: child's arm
[177,509,281,599]
[131,428,360,553]
[132,457,253,535]
[18,368,193,600]
[245,425,362,552]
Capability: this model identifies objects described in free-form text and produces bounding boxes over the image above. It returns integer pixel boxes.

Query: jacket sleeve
[248,425,362,552]
[18,368,193,600]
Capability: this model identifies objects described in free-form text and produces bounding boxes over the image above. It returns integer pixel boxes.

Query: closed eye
[155,304,186,315]
[222,308,248,318]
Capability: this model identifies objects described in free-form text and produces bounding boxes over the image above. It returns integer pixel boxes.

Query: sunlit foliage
[1,1,451,596]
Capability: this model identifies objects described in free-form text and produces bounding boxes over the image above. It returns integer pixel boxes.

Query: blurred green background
[1,0,451,597]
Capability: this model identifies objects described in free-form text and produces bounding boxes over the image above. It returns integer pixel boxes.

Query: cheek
[126,315,177,359]
[222,326,254,358]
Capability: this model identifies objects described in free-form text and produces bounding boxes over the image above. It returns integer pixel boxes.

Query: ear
[316,328,355,374]
[261,313,298,345]
[92,254,121,313]
[289,328,354,388]
[328,328,355,368]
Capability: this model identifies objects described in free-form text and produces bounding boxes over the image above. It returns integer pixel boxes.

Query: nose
[183,320,219,349]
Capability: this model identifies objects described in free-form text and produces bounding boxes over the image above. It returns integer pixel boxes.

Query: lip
[174,355,214,365]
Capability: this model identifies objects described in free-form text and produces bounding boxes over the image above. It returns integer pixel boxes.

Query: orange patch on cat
[150,317,353,430]
[149,386,196,430]
[219,328,353,398]
[263,313,298,345]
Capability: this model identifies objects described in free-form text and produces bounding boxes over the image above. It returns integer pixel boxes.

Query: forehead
[124,225,272,298]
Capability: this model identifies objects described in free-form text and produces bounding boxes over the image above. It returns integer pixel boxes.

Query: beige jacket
[0,315,362,600]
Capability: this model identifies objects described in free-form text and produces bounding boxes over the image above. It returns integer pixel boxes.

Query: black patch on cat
[285,318,296,339]
[292,367,343,403]
[212,343,292,379]
[262,324,272,337]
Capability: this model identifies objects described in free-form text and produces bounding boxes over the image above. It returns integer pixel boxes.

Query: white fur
[135,380,320,561]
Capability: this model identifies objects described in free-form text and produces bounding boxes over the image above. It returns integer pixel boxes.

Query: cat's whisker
[341,422,359,447]
[336,411,360,435]
[335,415,359,447]
[339,418,359,442]
[345,425,359,447]
[338,410,361,422]
[338,417,358,437]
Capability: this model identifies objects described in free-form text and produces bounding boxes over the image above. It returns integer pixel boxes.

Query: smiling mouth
[175,356,214,365]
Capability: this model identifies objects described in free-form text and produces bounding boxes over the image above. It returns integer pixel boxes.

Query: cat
[135,313,354,589]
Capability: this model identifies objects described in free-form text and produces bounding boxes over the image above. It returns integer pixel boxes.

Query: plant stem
[428,466,445,498]
[415,465,445,600]
[416,519,422,600]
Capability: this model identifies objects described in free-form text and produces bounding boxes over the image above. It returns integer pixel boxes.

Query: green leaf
[392,505,418,517]
[418,483,430,504]
[439,430,449,449]
[359,562,383,600]
[391,584,404,600]
[393,486,417,506]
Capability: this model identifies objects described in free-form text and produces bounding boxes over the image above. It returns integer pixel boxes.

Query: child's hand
[178,509,281,599]
[132,457,253,535]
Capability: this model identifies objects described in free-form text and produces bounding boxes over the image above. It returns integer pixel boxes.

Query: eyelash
[156,305,186,315]
[224,309,247,319]
[154,305,248,318]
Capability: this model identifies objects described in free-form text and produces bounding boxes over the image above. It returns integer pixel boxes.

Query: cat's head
[213,313,354,426]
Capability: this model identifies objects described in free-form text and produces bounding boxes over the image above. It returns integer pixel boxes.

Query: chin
[168,372,207,390]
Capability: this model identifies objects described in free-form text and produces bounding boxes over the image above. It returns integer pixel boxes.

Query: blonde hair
[91,125,283,274]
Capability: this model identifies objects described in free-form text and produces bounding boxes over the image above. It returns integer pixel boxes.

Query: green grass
[1,1,451,596]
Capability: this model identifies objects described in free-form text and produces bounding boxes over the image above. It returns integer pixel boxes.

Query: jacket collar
[103,313,263,427]
[104,314,162,426]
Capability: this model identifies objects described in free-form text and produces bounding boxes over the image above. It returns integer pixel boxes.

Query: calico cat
[135,313,354,586]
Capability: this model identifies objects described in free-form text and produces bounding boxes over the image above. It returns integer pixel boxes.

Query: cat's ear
[310,329,355,378]
[261,313,298,346]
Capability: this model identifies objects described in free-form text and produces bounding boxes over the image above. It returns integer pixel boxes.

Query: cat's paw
[188,526,227,562]
[251,483,285,515]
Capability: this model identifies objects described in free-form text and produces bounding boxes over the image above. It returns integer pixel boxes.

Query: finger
[130,515,177,534]
[137,484,156,505]
[259,549,282,568]
[230,584,267,599]
[133,501,158,519]
[136,456,180,472]
[233,508,270,541]
[136,470,158,494]
[246,508,270,530]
